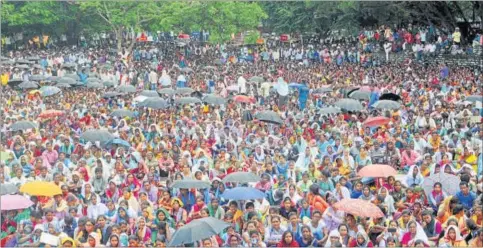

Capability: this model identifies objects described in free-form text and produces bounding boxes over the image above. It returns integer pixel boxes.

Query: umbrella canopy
[139,90,160,97]
[233,95,256,104]
[106,138,131,148]
[110,109,135,118]
[86,82,104,89]
[117,85,137,93]
[174,97,202,105]
[466,95,483,103]
[103,81,116,87]
[14,64,30,70]
[358,164,397,178]
[363,116,391,127]
[0,183,18,195]
[313,87,333,94]
[58,77,77,85]
[15,59,32,65]
[29,75,48,82]
[10,120,38,131]
[180,67,193,73]
[39,86,61,97]
[18,81,39,89]
[422,172,460,197]
[139,97,168,109]
[1,195,34,210]
[80,129,115,144]
[333,199,384,218]
[373,100,401,110]
[221,187,266,200]
[158,88,176,96]
[55,83,72,88]
[86,78,101,84]
[19,181,62,196]
[64,73,80,80]
[334,98,364,112]
[171,179,211,189]
[169,217,230,246]
[61,62,77,69]
[176,87,194,95]
[191,91,203,99]
[38,110,64,119]
[222,172,261,184]
[254,110,283,125]
[379,93,402,101]
[203,94,226,105]
[349,90,371,101]
[103,91,123,98]
[319,106,341,115]
[249,76,264,83]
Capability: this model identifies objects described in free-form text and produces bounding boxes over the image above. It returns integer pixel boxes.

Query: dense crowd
[0,25,482,248]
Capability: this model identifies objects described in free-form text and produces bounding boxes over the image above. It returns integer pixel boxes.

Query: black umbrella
[29,75,48,82]
[80,129,115,144]
[190,91,204,99]
[10,120,38,131]
[169,217,230,246]
[176,87,194,95]
[7,78,24,87]
[254,110,283,125]
[379,93,402,101]
[203,94,226,105]
[18,81,39,89]
[15,59,32,65]
[103,92,123,98]
[117,85,136,93]
[139,97,168,109]
[158,88,176,96]
[139,90,160,98]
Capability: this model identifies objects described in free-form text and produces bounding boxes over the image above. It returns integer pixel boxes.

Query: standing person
[149,69,158,91]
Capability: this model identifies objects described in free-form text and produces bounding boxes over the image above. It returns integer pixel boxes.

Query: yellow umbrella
[19,181,62,196]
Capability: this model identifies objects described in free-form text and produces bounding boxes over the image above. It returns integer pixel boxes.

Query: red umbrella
[334,199,384,218]
[233,95,256,104]
[358,164,397,178]
[363,116,390,127]
[38,110,64,119]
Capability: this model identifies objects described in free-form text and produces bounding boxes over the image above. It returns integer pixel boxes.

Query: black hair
[452,204,464,215]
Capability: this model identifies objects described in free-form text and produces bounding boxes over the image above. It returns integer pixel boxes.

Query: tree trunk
[127,27,136,55]
[115,28,123,52]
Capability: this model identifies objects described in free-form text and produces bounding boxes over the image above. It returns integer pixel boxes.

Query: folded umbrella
[139,97,168,109]
[1,195,34,210]
[203,94,226,105]
[19,181,62,196]
[373,100,401,110]
[255,110,283,125]
[117,85,137,93]
[18,81,39,89]
[110,109,135,118]
[10,120,38,131]
[221,187,266,200]
[169,217,230,246]
[334,98,364,112]
[358,164,397,178]
[139,90,160,97]
[80,129,115,144]
[333,199,384,218]
[0,183,18,195]
[363,116,390,127]
[349,90,371,101]
[222,172,261,184]
[171,179,211,189]
[174,97,202,105]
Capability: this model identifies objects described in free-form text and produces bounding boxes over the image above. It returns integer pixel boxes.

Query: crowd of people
[0,24,482,248]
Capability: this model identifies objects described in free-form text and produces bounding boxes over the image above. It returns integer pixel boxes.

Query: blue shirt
[455,191,476,210]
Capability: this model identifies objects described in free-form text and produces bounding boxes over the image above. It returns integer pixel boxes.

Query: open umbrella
[58,77,77,85]
[349,90,371,101]
[117,85,136,93]
[86,82,104,89]
[176,87,194,95]
[319,106,341,115]
[39,86,61,97]
[158,88,176,96]
[180,67,193,73]
[139,90,160,97]
[15,59,32,65]
[1,195,34,210]
[466,95,483,103]
[106,138,131,148]
[422,172,460,197]
[139,98,168,109]
[38,110,64,119]
[19,181,62,196]
[64,73,80,81]
[110,109,135,118]
[379,93,402,101]
[171,179,211,189]
[363,116,390,127]
[103,81,116,87]
[233,95,256,104]
[61,62,77,69]
[333,199,384,218]
[373,100,401,110]
[203,94,226,105]
[169,217,230,246]
[249,76,264,83]
[87,78,101,84]
[7,78,23,87]
[80,129,114,144]
[10,120,38,131]
[221,187,266,200]
[334,98,364,112]
[29,75,48,82]
[56,83,72,88]
[174,97,202,105]
[222,172,261,184]
[103,91,123,98]
[14,64,30,70]
[255,110,283,125]
[0,184,18,195]
[313,87,333,94]
[18,81,39,89]
[358,164,397,178]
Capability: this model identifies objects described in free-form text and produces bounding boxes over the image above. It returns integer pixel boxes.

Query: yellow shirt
[453,32,461,43]
[1,74,9,86]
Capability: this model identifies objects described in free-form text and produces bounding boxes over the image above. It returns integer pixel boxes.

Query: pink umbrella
[358,164,397,178]
[363,116,390,127]
[1,195,34,210]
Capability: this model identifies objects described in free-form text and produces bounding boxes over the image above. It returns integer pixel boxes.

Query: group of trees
[1,1,481,48]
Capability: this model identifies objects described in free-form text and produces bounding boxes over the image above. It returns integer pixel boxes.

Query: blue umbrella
[221,187,265,200]
[169,217,230,246]
[39,86,61,97]
[107,138,131,148]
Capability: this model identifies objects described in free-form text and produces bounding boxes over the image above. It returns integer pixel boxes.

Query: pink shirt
[42,149,58,167]
[401,150,420,168]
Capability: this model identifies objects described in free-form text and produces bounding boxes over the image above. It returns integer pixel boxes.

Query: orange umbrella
[363,116,390,127]
[38,110,64,119]
[334,199,384,218]
[358,164,397,178]
[233,95,256,104]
